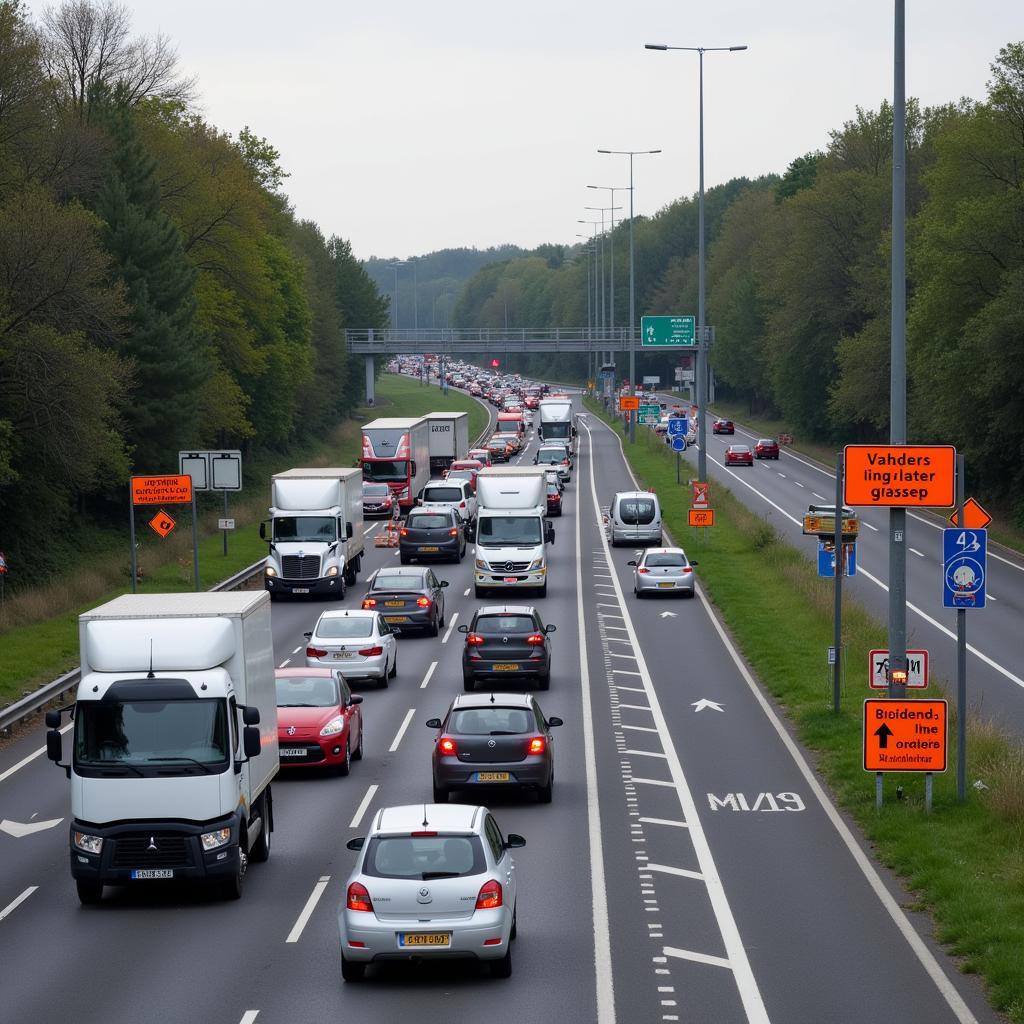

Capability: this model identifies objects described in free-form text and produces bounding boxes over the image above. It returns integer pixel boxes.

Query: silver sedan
[628,547,698,598]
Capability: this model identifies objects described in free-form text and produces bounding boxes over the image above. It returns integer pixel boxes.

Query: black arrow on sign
[874,723,894,748]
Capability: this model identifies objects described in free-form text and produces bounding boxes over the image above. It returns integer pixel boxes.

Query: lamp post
[577,233,596,386]
[587,186,629,362]
[645,41,746,482]
[388,261,406,331]
[598,149,661,441]
[583,204,622,367]
[579,218,602,385]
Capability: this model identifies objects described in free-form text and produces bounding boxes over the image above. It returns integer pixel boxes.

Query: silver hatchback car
[629,547,698,598]
[340,804,525,981]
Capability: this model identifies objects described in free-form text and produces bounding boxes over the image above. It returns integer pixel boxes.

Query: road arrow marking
[0,817,64,838]
[691,699,724,714]
[659,611,677,619]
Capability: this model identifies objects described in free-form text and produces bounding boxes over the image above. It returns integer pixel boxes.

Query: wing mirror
[346,837,365,851]
[627,560,637,566]
[505,833,526,849]
[439,579,449,587]
[243,726,261,758]
[348,694,364,706]
[545,624,556,633]
[689,560,699,567]
[242,705,260,726]
[304,631,312,639]
[259,521,268,540]
[547,716,564,728]
[457,624,469,633]
[425,717,442,729]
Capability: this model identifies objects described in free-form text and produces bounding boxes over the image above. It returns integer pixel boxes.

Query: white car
[339,803,525,981]
[305,609,398,687]
[419,479,478,523]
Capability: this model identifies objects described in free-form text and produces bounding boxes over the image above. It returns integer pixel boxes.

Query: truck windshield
[477,515,542,546]
[363,461,408,483]
[74,700,230,771]
[273,516,337,543]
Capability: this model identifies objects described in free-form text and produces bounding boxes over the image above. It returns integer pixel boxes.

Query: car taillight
[306,646,327,658]
[358,645,384,657]
[527,633,545,646]
[637,567,650,574]
[399,528,409,537]
[362,598,377,608]
[439,737,457,755]
[528,736,546,755]
[411,830,437,837]
[475,880,503,910]
[449,527,458,537]
[416,596,431,607]
[682,567,692,574]
[459,500,466,508]
[466,633,485,646]
[347,882,373,912]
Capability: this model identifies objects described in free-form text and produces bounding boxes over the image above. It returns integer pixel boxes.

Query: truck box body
[264,468,364,599]
[426,412,470,472]
[361,417,430,510]
[62,592,278,898]
[538,399,575,448]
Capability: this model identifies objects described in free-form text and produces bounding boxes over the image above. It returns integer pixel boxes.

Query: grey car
[629,547,698,598]
[339,803,525,981]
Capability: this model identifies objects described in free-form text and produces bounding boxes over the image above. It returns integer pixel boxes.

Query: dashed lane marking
[388,709,416,753]
[348,783,379,829]
[0,886,37,923]
[419,661,438,689]
[285,876,331,944]
[441,613,460,643]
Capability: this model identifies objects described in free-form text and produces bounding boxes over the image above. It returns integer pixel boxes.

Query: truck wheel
[220,846,247,901]
[76,879,103,905]
[250,791,272,863]
[341,955,366,982]
[344,563,357,587]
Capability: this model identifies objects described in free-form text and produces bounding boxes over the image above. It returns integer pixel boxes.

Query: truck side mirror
[45,709,61,728]
[259,521,267,540]
[346,521,354,539]
[465,522,476,541]
[545,523,555,545]
[410,461,417,477]
[46,728,63,763]
[243,726,262,758]
[242,706,260,726]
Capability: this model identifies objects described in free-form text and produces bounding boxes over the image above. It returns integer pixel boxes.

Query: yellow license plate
[493,664,519,671]
[658,582,673,588]
[419,546,439,552]
[385,616,410,623]
[384,600,405,607]
[398,932,450,947]
[478,772,511,782]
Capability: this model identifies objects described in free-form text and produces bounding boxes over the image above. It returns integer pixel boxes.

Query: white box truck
[426,411,470,473]
[470,466,554,598]
[45,592,278,904]
[361,417,430,511]
[261,468,364,599]
[538,397,576,452]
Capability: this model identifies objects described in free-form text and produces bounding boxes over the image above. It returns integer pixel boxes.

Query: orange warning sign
[619,395,640,411]
[692,481,710,508]
[948,497,992,530]
[131,474,193,506]
[688,508,715,528]
[148,510,177,538]
[863,699,947,773]
[843,445,955,508]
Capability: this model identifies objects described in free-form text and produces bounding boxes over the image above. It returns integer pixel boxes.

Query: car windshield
[477,516,542,546]
[475,615,536,635]
[536,450,563,463]
[276,674,340,707]
[646,553,687,568]
[316,617,374,639]
[450,707,534,734]
[273,516,336,543]
[372,573,427,592]
[618,499,656,525]
[363,483,390,497]
[407,514,451,530]
[422,487,462,503]
[363,460,408,482]
[363,835,485,880]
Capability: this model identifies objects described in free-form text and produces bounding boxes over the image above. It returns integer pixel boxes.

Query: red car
[546,480,562,516]
[274,667,364,775]
[724,444,754,467]
[754,438,780,460]
[712,418,735,435]
[468,448,493,468]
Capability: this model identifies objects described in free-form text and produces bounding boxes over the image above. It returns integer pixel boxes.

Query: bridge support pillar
[365,355,375,406]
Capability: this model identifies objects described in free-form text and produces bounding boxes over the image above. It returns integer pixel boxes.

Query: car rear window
[646,553,687,568]
[618,498,656,524]
[371,574,425,592]
[363,835,485,879]
[450,707,534,734]
[407,514,451,530]
[422,487,462,503]
[316,617,374,638]
[758,439,774,446]
[475,614,536,635]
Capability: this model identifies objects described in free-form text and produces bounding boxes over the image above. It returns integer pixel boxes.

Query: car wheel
[76,879,103,905]
[537,671,550,691]
[510,905,518,940]
[250,790,272,863]
[537,773,553,804]
[537,581,547,598]
[337,739,351,777]
[463,672,475,692]
[428,614,439,638]
[439,607,446,628]
[491,945,513,979]
[388,652,398,679]
[341,956,366,983]
[399,554,411,565]
[432,782,449,803]
[352,723,364,760]
[635,587,645,599]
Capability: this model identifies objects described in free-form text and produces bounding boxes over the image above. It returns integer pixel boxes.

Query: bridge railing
[344,327,639,353]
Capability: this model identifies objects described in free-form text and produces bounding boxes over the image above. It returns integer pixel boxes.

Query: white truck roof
[272,467,361,481]
[362,417,427,430]
[81,592,269,621]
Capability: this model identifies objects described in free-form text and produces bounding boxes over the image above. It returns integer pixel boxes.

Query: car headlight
[528,558,544,571]
[475,559,488,570]
[201,827,233,851]
[320,716,346,737]
[264,566,277,577]
[73,831,103,855]
[326,565,339,577]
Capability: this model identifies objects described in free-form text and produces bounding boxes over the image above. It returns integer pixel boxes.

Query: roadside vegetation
[586,397,1024,1022]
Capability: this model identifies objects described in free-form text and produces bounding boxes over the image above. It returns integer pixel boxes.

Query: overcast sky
[31,1,1019,260]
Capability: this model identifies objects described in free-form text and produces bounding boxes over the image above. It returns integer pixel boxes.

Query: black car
[458,605,555,690]
[426,692,563,804]
[362,566,448,636]
[399,509,465,564]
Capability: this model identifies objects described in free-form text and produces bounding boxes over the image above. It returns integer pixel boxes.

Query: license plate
[476,772,511,782]
[279,747,306,757]
[492,663,519,671]
[398,932,451,947]
[292,587,310,594]
[333,651,353,659]
[384,600,405,607]
[419,546,439,552]
[131,869,173,880]
[504,576,519,583]
[385,616,410,623]
[658,582,674,588]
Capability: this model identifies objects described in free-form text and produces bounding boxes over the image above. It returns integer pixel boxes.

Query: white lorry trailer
[426,411,470,474]
[538,397,576,452]
[45,592,278,903]
[470,466,554,598]
[361,417,431,511]
[261,468,364,599]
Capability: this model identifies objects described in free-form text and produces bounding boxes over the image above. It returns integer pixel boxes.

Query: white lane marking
[639,817,689,829]
[910,548,925,558]
[292,646,302,654]
[349,783,379,829]
[419,661,438,689]
[624,749,668,759]
[794,481,804,488]
[574,434,616,1024]
[278,659,290,668]
[0,886,37,923]
[441,612,460,644]
[464,587,471,596]
[619,703,653,712]
[811,492,827,501]
[646,863,705,881]
[909,509,1022,571]
[622,723,659,732]
[663,946,732,970]
[864,522,880,532]
[388,709,416,753]
[0,723,73,786]
[285,876,331,944]
[777,472,786,478]
[363,523,378,536]
[633,776,678,788]
[0,818,63,838]
[238,1012,260,1024]
[988,594,998,601]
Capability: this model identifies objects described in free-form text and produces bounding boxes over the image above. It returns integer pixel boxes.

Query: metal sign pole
[129,488,138,594]
[223,491,229,556]
[956,453,967,802]
[191,490,200,591]
[833,452,844,712]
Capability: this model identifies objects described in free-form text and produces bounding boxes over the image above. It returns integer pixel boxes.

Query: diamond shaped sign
[948,497,992,530]
[148,509,176,538]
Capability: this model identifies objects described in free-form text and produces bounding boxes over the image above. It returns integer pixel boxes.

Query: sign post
[179,450,243,558]
[129,474,197,592]
[832,453,844,713]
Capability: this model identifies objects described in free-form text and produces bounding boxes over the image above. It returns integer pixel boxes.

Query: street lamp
[389,261,406,331]
[599,148,661,441]
[587,185,629,349]
[579,219,602,386]
[577,233,596,386]
[583,203,622,367]
[645,42,746,482]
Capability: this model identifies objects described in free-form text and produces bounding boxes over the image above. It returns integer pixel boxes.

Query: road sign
[641,315,696,347]
[868,649,929,689]
[218,518,236,530]
[692,482,710,507]
[817,540,856,577]
[148,509,176,538]
[688,508,715,528]
[948,497,992,530]
[863,699,948,773]
[672,436,686,452]
[131,474,193,505]
[943,528,987,608]
[619,395,640,411]
[843,444,956,507]
[178,450,242,491]
[642,376,660,385]
[638,404,660,424]
[802,508,859,537]
[667,416,688,437]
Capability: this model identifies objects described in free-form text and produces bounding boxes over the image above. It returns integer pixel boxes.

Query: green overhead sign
[641,315,696,347]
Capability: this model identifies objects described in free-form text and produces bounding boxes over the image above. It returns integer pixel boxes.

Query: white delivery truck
[361,417,430,511]
[45,592,278,904]
[470,466,554,598]
[261,468,364,599]
[426,411,470,474]
[538,397,577,452]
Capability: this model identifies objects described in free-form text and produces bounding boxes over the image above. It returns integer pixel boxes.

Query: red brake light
[475,879,503,910]
[466,633,485,646]
[459,500,466,508]
[306,646,327,658]
[416,596,431,607]
[362,598,377,608]
[450,527,458,537]
[411,830,437,837]
[347,882,373,912]
[681,567,692,574]
[527,633,545,646]
[358,645,384,657]
[528,736,546,755]
[439,737,457,755]
[637,567,650,574]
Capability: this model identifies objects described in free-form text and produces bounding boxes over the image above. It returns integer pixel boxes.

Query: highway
[0,391,1000,1024]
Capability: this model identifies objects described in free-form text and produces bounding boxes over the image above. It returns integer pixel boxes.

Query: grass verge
[585,395,1024,1022]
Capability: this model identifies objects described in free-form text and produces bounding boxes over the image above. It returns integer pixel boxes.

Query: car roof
[729,443,751,449]
[376,565,426,576]
[641,547,686,557]
[451,692,536,710]
[317,608,377,619]
[371,803,484,836]
[274,666,336,678]
[474,605,536,616]
[614,490,656,499]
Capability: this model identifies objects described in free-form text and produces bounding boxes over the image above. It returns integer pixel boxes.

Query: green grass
[585,395,1024,1021]
[0,376,488,707]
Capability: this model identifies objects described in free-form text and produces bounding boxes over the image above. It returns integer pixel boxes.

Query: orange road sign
[688,508,715,528]
[863,699,947,773]
[148,510,177,538]
[692,481,710,507]
[131,474,193,505]
[802,513,859,537]
[843,445,955,508]
[619,395,640,411]
[948,497,992,530]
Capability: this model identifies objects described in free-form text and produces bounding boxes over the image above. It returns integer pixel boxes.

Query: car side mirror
[457,624,469,633]
[243,726,261,758]
[346,837,365,851]
[349,694,364,705]
[259,521,267,540]
[304,631,312,639]
[46,728,63,763]
[689,560,699,567]
[242,706,260,726]
[547,716,563,728]
[545,624,556,633]
[425,718,442,729]
[627,560,637,567]
[505,833,526,849]
[440,580,449,588]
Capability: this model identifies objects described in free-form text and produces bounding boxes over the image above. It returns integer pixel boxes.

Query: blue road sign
[943,528,986,608]
[667,417,688,437]
[818,540,857,578]
[672,435,686,452]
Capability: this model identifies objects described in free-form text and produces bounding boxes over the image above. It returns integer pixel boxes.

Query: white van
[608,491,663,547]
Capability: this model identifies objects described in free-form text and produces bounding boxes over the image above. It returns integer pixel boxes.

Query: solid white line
[0,886,38,923]
[639,817,689,829]
[646,863,705,881]
[419,661,438,689]
[622,723,659,732]
[441,612,459,644]
[363,523,378,536]
[0,723,73,786]
[285,876,331,943]
[388,709,416,753]
[618,703,653,712]
[238,1013,259,1024]
[574,433,616,1024]
[910,548,925,558]
[663,946,732,970]
[864,521,880,532]
[348,783,379,829]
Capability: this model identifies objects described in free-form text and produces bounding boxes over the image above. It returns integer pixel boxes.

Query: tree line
[0,1,388,586]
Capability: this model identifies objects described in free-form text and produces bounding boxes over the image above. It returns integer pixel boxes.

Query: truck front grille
[112,834,193,869]
[281,555,321,579]
[488,560,531,573]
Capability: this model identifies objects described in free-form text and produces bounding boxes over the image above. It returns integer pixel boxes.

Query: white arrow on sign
[691,699,724,713]
[0,817,64,838]
[659,611,677,619]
